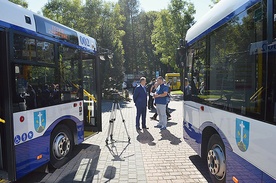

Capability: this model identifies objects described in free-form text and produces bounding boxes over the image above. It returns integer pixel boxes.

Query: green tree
[9,0,28,8]
[135,11,159,79]
[43,0,83,30]
[118,0,140,75]
[169,0,195,39]
[42,0,64,23]
[152,10,174,69]
[152,0,195,74]
[82,0,103,37]
[95,2,126,90]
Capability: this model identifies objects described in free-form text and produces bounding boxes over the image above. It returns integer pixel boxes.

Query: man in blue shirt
[133,77,148,130]
[153,76,168,130]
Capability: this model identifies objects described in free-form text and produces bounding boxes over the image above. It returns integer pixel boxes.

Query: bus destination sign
[34,15,78,44]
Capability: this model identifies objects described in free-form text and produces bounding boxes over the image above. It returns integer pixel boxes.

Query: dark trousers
[136,106,146,128]
[148,95,154,109]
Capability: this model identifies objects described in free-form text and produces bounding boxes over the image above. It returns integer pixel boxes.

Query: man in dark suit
[133,77,148,130]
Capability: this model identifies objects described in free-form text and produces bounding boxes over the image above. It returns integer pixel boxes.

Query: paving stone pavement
[16,94,211,183]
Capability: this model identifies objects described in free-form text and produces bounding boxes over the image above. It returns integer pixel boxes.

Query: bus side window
[13,65,56,111]
[59,46,83,102]
[14,65,28,111]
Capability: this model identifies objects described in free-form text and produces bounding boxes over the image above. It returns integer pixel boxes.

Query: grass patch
[198,95,221,100]
[171,90,183,95]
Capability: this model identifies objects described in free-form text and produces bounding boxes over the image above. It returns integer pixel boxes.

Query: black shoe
[136,127,142,130]
[142,127,149,129]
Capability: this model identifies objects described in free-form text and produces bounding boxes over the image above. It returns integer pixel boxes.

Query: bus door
[82,54,102,134]
[0,29,16,181]
[0,29,5,171]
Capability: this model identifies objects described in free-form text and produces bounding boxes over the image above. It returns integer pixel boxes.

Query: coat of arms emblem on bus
[34,110,46,133]
[235,118,250,152]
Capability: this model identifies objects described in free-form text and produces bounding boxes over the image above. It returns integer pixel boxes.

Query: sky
[26,0,212,21]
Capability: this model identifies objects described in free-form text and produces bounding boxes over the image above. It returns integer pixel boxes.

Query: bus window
[187,39,206,97]
[36,40,54,64]
[59,46,83,102]
[190,2,266,121]
[13,65,56,111]
[14,34,36,61]
[13,34,54,64]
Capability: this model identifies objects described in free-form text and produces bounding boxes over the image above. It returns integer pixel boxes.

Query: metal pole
[95,56,102,131]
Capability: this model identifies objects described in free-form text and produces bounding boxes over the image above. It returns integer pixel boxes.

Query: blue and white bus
[181,0,276,182]
[0,0,102,181]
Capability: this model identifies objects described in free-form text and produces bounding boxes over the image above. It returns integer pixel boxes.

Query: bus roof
[185,0,260,46]
[0,0,97,53]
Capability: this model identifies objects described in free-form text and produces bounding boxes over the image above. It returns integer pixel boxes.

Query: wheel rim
[52,132,70,160]
[207,145,226,180]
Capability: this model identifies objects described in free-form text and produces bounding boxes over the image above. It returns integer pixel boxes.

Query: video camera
[111,93,121,102]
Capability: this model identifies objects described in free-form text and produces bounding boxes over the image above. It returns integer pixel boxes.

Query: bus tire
[207,134,226,183]
[50,124,73,168]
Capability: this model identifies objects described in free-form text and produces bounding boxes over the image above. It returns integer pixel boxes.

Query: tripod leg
[106,102,116,144]
[117,103,131,142]
[109,102,118,141]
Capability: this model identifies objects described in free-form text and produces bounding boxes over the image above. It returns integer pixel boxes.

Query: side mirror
[176,39,187,67]
[176,47,186,67]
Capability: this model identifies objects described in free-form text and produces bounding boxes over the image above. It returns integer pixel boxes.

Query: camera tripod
[105,98,130,145]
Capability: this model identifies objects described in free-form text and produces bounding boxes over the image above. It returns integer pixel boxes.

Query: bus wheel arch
[50,123,74,168]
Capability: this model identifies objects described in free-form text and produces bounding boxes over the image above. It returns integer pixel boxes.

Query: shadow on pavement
[189,155,212,182]
[103,166,116,181]
[15,144,101,183]
[159,129,182,145]
[167,121,177,127]
[168,107,176,114]
[106,141,132,161]
[136,129,156,146]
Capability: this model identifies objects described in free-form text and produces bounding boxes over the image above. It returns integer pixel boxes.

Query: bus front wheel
[207,134,226,183]
[50,124,73,168]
